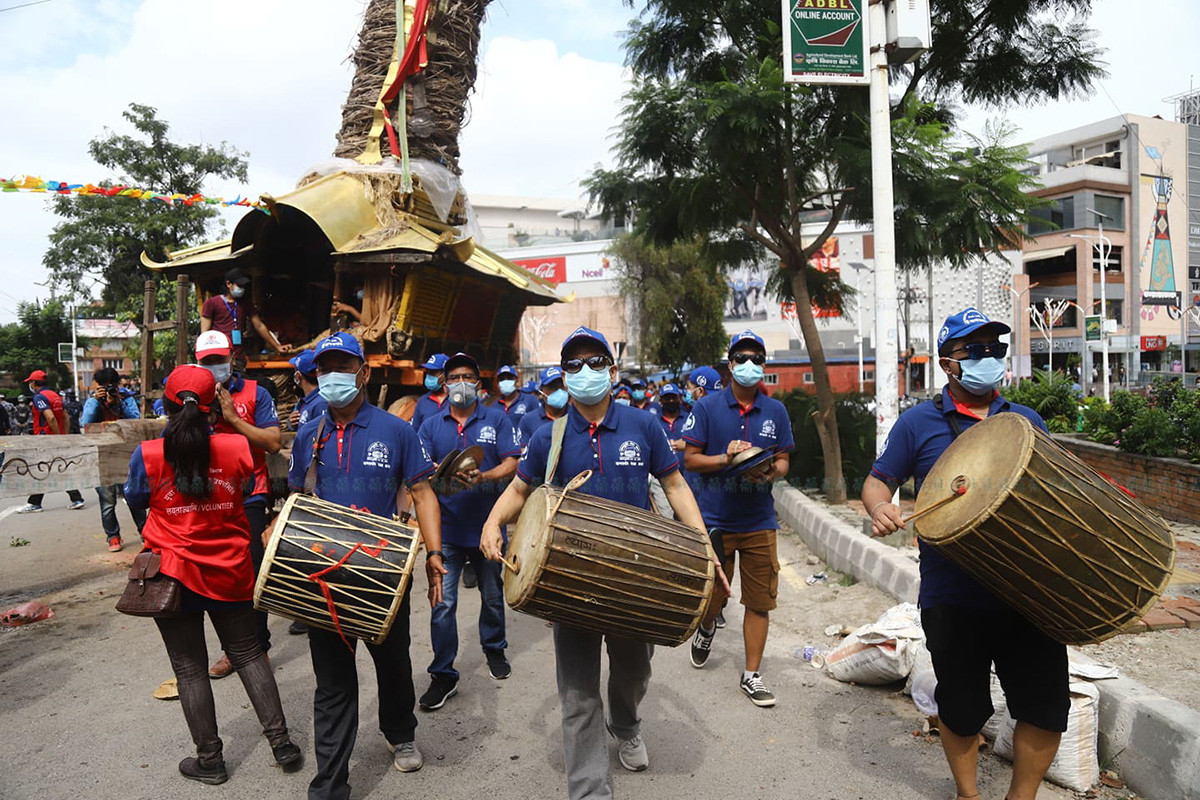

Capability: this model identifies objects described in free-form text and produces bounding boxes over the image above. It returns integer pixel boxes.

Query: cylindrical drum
[254,493,421,644]
[505,483,715,647]
[914,412,1175,645]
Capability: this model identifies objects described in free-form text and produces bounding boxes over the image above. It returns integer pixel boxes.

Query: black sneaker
[462,561,478,589]
[689,624,715,669]
[419,675,458,710]
[272,740,303,772]
[485,649,511,680]
[714,610,726,629]
[740,672,776,707]
[288,620,309,635]
[178,756,228,785]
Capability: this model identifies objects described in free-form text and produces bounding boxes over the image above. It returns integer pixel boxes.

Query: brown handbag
[115,551,182,617]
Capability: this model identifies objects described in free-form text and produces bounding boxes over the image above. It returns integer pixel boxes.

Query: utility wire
[0,0,53,13]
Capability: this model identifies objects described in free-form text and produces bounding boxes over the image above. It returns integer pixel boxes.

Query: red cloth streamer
[380,0,432,106]
[307,538,390,652]
[1097,470,1138,499]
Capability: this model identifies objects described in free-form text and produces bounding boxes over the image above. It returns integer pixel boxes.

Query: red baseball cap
[195,330,232,359]
[23,369,47,383]
[164,365,216,412]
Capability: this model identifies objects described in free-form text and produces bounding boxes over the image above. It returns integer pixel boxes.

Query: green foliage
[1079,396,1114,444]
[610,234,729,370]
[0,301,78,388]
[1106,390,1146,434]
[1118,407,1177,457]
[43,103,248,314]
[1001,370,1078,429]
[777,389,875,494]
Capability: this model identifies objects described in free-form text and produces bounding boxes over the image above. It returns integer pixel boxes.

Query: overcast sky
[0,0,1195,322]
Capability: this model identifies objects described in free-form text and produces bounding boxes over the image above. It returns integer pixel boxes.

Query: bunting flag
[1,175,269,212]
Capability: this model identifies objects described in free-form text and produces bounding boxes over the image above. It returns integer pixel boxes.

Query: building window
[762,373,779,385]
[802,373,814,384]
[1027,196,1075,235]
[1092,195,1125,230]
[1072,140,1121,169]
[102,358,123,370]
[864,370,875,381]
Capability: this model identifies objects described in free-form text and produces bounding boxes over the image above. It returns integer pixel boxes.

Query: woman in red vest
[123,365,302,785]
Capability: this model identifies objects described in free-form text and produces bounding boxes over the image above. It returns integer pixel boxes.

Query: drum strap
[304,417,328,494]
[932,395,964,439]
[545,416,568,486]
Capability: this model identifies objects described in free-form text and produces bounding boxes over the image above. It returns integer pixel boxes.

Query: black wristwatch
[426,550,444,561]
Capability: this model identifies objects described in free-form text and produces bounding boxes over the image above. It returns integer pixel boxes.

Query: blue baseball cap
[630,377,646,389]
[937,307,1010,355]
[443,352,480,376]
[422,353,448,372]
[612,384,631,397]
[728,329,766,355]
[659,382,681,397]
[289,349,318,376]
[497,364,518,379]
[539,366,564,387]
[561,326,613,358]
[689,366,722,390]
[314,331,363,363]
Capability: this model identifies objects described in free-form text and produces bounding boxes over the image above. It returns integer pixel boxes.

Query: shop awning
[1023,245,1075,263]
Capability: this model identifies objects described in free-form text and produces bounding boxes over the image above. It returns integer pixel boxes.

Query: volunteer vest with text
[214,378,270,496]
[32,389,67,435]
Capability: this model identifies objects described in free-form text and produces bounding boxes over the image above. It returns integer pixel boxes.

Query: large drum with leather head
[254,493,421,645]
[914,412,1175,645]
[505,474,716,647]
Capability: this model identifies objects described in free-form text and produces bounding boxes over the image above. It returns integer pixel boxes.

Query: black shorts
[921,604,1070,737]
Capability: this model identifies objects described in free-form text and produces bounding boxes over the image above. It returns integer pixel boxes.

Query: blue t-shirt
[516,404,555,446]
[682,387,795,532]
[418,403,521,547]
[79,395,141,425]
[518,402,679,510]
[289,403,435,518]
[294,388,328,431]
[869,386,1048,609]
[410,390,447,432]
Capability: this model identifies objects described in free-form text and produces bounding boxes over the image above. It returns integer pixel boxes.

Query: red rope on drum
[307,538,390,653]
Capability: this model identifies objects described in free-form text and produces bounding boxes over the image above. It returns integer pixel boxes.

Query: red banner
[512,256,567,284]
[1141,335,1167,351]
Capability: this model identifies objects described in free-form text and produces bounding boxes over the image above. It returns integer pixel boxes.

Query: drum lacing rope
[307,538,389,653]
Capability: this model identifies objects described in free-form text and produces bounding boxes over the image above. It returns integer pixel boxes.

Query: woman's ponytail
[163,396,212,497]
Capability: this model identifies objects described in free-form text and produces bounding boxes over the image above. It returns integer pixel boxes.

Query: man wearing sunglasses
[682,330,793,708]
[479,326,729,800]
[862,308,1067,800]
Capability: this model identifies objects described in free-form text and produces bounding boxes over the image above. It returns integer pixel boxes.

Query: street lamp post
[1030,298,1073,375]
[1001,281,1040,381]
[1067,207,1114,401]
[849,261,872,393]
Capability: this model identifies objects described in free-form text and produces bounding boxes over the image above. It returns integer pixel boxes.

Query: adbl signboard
[782,0,869,85]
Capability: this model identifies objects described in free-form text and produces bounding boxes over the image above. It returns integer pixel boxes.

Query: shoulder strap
[545,415,569,486]
[304,416,327,495]
[932,394,964,439]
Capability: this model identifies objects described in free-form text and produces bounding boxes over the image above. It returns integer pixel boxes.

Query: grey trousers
[553,623,654,800]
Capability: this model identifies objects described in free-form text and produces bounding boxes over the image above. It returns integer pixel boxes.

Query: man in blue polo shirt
[685,365,721,411]
[416,352,521,710]
[516,366,568,446]
[288,349,327,432]
[629,377,657,417]
[683,330,794,708]
[490,364,535,423]
[480,326,729,800]
[863,308,1068,800]
[409,353,448,430]
[289,331,446,798]
[648,382,689,516]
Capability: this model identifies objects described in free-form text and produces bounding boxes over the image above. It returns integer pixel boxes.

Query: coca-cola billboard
[512,256,567,284]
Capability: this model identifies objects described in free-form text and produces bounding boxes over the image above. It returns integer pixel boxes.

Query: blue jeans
[428,542,506,680]
[97,484,147,539]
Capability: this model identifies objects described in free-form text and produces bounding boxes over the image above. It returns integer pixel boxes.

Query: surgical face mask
[684,389,695,405]
[731,360,764,388]
[615,397,631,406]
[317,370,361,408]
[498,379,517,396]
[203,362,232,386]
[229,284,245,299]
[544,388,569,410]
[632,390,645,402]
[424,374,441,392]
[564,365,613,405]
[953,357,1006,395]
[447,380,478,409]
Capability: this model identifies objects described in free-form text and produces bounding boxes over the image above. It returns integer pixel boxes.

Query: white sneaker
[15,504,42,514]
[607,723,648,772]
[69,500,86,510]
[388,740,423,773]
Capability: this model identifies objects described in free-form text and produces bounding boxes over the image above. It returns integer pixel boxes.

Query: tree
[611,234,729,372]
[0,301,78,388]
[585,0,1105,503]
[43,103,248,313]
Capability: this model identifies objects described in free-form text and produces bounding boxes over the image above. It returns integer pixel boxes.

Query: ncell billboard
[782,0,869,86]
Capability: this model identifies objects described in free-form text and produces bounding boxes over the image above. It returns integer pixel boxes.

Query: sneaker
[288,619,309,635]
[69,500,86,510]
[418,675,458,710]
[15,504,42,514]
[740,672,776,707]
[107,536,124,553]
[606,723,648,772]
[208,653,234,680]
[715,610,726,629]
[485,649,511,680]
[271,740,303,772]
[178,756,228,785]
[462,561,478,589]
[387,740,424,772]
[689,624,715,669]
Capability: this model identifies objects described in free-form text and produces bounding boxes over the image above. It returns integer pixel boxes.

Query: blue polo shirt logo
[478,425,497,444]
[681,415,696,432]
[616,440,644,467]
[364,441,391,469]
[760,419,777,439]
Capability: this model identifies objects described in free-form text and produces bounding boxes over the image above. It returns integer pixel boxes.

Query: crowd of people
[11,304,1069,800]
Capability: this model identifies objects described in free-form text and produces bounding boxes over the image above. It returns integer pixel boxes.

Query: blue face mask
[424,374,441,392]
[545,388,569,410]
[498,379,517,396]
[954,357,1006,395]
[318,371,361,408]
[632,390,645,402]
[564,365,612,405]
[731,361,764,388]
[684,389,695,405]
[615,397,631,406]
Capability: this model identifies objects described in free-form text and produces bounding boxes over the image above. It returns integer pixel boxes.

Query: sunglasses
[561,355,613,373]
[730,352,766,365]
[951,341,1008,360]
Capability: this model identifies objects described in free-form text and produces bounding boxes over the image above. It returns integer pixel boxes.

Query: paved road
[0,508,1094,800]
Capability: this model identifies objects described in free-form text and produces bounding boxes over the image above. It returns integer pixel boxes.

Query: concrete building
[75,318,139,390]
[471,194,606,250]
